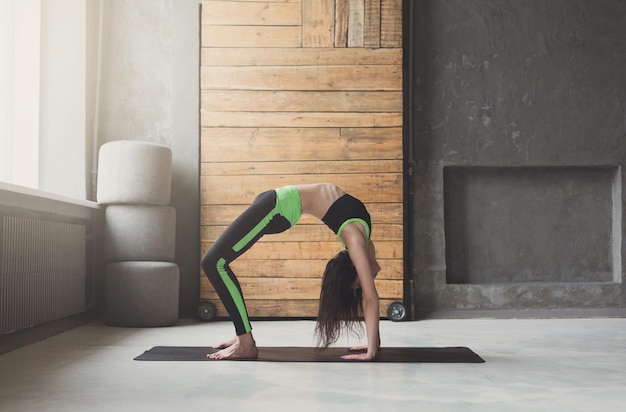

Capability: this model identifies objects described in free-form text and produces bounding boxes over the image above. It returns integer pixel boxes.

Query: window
[1,0,94,200]
[0,0,41,188]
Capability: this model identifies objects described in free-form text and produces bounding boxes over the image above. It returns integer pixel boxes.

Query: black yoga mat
[134,346,485,363]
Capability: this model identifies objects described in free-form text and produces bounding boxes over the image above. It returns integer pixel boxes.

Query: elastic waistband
[275,185,302,227]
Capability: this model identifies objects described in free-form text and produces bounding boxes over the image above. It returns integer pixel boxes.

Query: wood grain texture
[364,0,382,47]
[348,0,365,47]
[200,0,404,317]
[202,25,302,48]
[201,47,402,66]
[201,90,402,112]
[201,223,404,244]
[202,1,301,26]
[201,159,402,176]
[381,0,402,47]
[201,112,402,128]
[201,65,402,91]
[200,240,403,260]
[334,0,349,47]
[201,204,403,226]
[200,174,402,204]
[201,127,403,161]
[302,0,335,47]
[201,298,402,318]
[200,277,403,300]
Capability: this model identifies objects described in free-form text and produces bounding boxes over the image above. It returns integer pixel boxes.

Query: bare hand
[341,352,376,361]
[348,344,368,352]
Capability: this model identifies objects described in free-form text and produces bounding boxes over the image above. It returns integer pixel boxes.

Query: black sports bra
[321,194,372,248]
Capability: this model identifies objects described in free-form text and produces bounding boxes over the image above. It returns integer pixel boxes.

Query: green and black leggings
[201,186,302,336]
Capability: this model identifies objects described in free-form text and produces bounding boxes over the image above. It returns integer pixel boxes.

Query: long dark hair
[315,250,363,349]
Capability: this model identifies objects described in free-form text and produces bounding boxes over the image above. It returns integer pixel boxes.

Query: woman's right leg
[200,190,291,337]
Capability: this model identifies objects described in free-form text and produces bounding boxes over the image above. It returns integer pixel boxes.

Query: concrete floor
[0,317,625,412]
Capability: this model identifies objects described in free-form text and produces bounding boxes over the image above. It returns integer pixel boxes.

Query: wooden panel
[201,90,402,112]
[201,47,402,66]
[200,260,403,282]
[202,26,302,48]
[201,65,402,91]
[381,0,402,47]
[364,0,381,47]
[200,223,401,240]
[200,0,404,318]
[214,258,405,281]
[201,127,402,161]
[201,111,402,128]
[200,277,403,300]
[334,0,349,47]
[201,223,404,244]
[348,0,364,47]
[202,1,301,26]
[201,159,402,176]
[201,203,403,226]
[200,174,402,204]
[201,239,402,259]
[207,0,303,2]
[202,298,402,318]
[201,223,404,242]
[302,0,335,47]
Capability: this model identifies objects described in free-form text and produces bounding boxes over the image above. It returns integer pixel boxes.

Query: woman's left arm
[341,237,379,361]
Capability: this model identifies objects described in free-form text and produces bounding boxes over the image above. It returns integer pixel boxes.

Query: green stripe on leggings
[232,212,277,253]
[217,258,251,333]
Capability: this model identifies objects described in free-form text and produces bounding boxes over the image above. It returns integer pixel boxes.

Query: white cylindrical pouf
[105,262,179,327]
[104,205,176,262]
[97,141,172,205]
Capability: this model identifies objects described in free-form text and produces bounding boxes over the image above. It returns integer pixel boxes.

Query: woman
[201,183,381,361]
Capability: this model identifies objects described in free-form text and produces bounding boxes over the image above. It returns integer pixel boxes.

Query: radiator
[0,215,86,335]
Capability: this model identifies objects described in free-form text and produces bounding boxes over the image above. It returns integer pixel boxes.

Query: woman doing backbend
[200,183,381,361]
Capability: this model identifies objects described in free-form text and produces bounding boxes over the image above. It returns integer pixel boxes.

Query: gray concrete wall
[408,0,626,313]
[97,0,200,317]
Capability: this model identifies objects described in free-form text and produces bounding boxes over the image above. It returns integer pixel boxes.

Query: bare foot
[207,333,258,360]
[212,336,237,349]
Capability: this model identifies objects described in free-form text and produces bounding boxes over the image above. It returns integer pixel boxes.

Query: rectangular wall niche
[444,166,621,284]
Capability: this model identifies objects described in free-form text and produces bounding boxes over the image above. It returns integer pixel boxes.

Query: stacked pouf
[97,141,179,327]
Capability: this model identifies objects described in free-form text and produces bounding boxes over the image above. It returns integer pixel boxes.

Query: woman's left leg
[200,190,292,336]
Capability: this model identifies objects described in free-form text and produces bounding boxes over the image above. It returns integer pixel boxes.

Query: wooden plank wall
[200,0,403,318]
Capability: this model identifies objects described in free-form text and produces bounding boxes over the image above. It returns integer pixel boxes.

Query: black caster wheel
[387,301,407,322]
[197,301,217,322]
